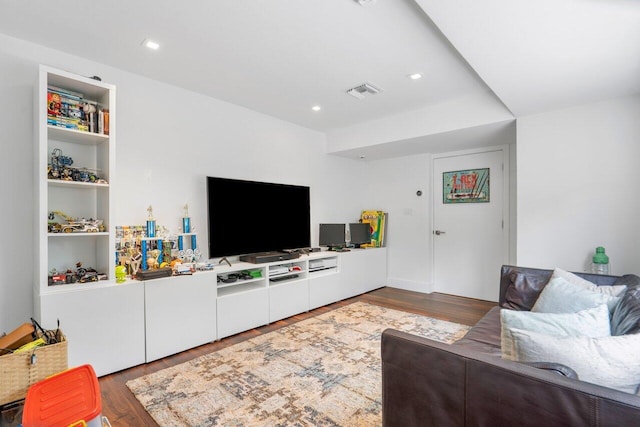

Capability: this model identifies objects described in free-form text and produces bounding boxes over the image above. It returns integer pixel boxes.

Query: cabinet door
[145,274,217,362]
[308,272,343,310]
[39,282,145,377]
[363,248,387,292]
[339,251,368,297]
[217,288,269,339]
[269,279,309,322]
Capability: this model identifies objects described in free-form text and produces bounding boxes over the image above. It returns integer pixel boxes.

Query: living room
[1,0,640,425]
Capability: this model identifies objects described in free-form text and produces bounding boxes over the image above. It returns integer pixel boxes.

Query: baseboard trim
[386,277,434,294]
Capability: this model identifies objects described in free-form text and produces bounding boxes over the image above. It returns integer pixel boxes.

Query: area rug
[127,302,469,426]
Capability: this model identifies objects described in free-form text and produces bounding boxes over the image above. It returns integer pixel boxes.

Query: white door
[432,148,508,301]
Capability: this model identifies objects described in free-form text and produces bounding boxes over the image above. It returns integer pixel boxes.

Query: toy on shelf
[47,261,107,286]
[47,148,107,184]
[48,211,104,234]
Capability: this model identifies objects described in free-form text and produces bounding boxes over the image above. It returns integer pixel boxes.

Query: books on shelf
[47,86,109,135]
[360,210,387,248]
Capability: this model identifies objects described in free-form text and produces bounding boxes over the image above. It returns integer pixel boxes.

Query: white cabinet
[308,249,387,309]
[39,282,145,377]
[215,262,269,339]
[144,273,217,362]
[267,259,309,322]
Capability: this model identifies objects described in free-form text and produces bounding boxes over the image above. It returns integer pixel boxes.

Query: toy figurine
[115,265,127,283]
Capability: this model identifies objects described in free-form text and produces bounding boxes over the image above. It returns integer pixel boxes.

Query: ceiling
[0,0,638,141]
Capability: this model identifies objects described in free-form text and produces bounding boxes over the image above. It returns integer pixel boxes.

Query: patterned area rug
[127,302,469,426]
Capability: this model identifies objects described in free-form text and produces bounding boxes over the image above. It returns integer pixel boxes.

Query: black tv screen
[319,223,346,247]
[207,177,311,257]
[349,223,371,245]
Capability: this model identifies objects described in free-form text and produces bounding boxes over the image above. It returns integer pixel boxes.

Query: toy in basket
[22,364,111,427]
[0,320,67,407]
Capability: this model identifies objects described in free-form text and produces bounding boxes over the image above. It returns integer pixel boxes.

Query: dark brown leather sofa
[381,265,640,427]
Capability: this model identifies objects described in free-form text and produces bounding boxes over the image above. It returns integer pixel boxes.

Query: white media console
[39,248,387,376]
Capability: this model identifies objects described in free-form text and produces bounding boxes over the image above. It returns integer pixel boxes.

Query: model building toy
[48,211,104,233]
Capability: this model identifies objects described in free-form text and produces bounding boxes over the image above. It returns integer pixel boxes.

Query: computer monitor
[349,223,371,247]
[319,223,346,249]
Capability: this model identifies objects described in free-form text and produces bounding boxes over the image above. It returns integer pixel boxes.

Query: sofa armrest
[381,328,640,427]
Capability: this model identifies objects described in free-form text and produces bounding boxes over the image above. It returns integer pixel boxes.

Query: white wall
[0,35,367,333]
[517,95,640,274]
[364,154,433,293]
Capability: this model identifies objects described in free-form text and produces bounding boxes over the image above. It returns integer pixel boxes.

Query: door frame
[430,145,512,293]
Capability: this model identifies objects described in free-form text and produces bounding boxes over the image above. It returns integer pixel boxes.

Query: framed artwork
[443,168,489,204]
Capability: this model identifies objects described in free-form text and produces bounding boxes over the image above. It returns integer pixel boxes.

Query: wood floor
[98,287,496,425]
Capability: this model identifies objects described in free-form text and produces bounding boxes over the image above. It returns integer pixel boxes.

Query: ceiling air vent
[346,82,383,100]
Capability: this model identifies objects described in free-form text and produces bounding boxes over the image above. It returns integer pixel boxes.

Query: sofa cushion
[532,277,620,313]
[500,304,611,359]
[610,274,640,335]
[454,306,502,355]
[509,328,640,394]
[502,269,553,311]
[499,265,620,310]
[551,268,626,297]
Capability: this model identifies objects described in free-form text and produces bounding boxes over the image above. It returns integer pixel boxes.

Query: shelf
[48,125,109,145]
[309,266,338,275]
[218,282,266,297]
[269,272,306,282]
[217,277,264,289]
[48,179,109,189]
[48,232,109,238]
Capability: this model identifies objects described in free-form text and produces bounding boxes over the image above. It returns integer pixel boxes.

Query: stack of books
[47,86,108,134]
[360,210,387,248]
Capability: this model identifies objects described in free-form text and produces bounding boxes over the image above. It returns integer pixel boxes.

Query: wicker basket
[0,335,67,406]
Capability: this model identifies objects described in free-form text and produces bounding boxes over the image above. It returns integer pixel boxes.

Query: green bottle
[591,247,610,275]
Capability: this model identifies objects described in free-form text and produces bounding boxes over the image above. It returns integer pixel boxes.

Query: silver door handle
[434,230,446,235]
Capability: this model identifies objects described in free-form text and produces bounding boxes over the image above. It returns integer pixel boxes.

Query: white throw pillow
[532,277,620,313]
[500,304,611,359]
[509,328,640,394]
[551,268,626,297]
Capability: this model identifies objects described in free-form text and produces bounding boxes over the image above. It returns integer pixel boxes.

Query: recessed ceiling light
[359,155,366,159]
[142,39,160,50]
[311,105,322,112]
[408,73,423,80]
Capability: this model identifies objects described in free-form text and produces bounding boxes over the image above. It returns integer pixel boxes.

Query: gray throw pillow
[551,268,626,297]
[532,277,620,314]
[500,304,611,359]
[610,274,640,335]
[509,328,640,394]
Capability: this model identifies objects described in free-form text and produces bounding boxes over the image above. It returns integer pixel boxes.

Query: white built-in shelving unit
[32,66,388,377]
[34,65,146,376]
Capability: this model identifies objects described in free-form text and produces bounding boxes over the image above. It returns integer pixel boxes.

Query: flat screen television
[319,223,346,248]
[207,177,310,258]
